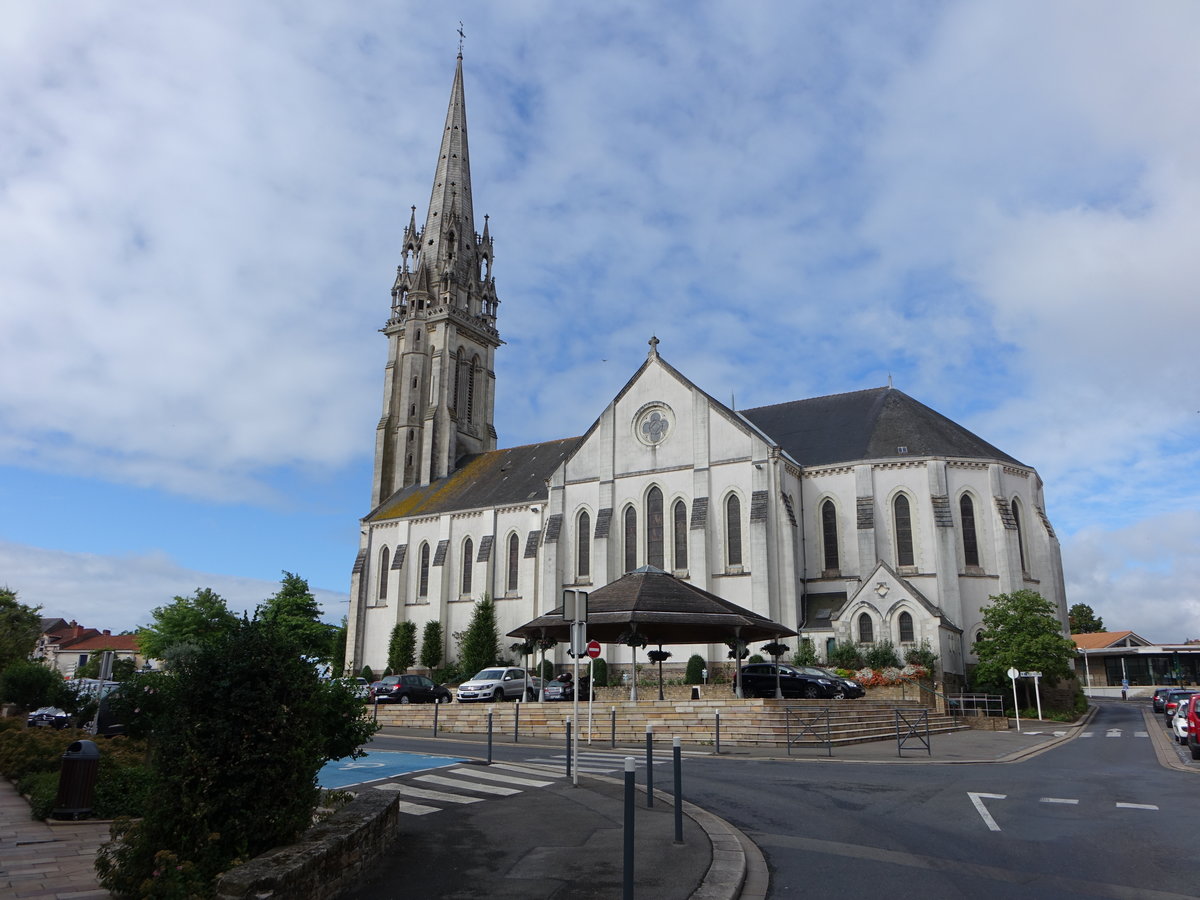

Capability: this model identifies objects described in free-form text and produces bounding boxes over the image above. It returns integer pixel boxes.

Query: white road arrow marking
[1105,729,1122,737]
[968,792,1006,832]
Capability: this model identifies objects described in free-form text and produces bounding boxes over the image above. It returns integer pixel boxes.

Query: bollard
[566,717,573,779]
[514,702,520,744]
[645,724,654,808]
[433,698,440,738]
[673,736,683,844]
[487,711,494,764]
[611,706,617,749]
[715,711,721,755]
[623,757,635,900]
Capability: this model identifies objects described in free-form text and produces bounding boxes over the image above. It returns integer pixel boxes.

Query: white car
[1171,696,1192,744]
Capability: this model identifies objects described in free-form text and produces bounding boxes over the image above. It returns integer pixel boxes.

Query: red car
[1163,689,1197,719]
[1186,694,1200,761]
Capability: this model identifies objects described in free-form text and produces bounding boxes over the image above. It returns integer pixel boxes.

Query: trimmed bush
[827,640,864,670]
[864,640,901,669]
[591,657,608,688]
[684,654,706,685]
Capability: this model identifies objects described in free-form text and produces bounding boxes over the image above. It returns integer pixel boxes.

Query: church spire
[371,55,502,508]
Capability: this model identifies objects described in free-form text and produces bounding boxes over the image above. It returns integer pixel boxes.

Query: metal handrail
[785,705,833,757]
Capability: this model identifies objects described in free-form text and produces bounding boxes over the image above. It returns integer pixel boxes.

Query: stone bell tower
[370,53,501,508]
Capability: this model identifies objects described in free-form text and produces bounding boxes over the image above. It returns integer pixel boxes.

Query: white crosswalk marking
[375,783,483,804]
[1081,732,1093,738]
[393,800,440,815]
[1040,797,1078,805]
[1135,731,1148,737]
[415,773,521,796]
[451,767,553,787]
[490,762,564,779]
[1116,802,1158,810]
[521,750,669,774]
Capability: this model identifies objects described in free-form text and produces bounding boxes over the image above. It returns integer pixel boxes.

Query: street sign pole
[586,639,601,745]
[564,589,589,787]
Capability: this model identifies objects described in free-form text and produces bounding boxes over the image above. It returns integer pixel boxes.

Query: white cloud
[0,539,348,634]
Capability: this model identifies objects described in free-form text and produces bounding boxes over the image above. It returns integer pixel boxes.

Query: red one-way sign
[586,640,602,659]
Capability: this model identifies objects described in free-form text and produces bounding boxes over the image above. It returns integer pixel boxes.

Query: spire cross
[457,22,466,56]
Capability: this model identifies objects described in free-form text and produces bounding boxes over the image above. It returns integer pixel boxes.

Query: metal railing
[785,705,834,757]
[947,693,1005,718]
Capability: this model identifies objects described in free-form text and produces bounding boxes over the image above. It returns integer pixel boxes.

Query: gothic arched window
[507,533,520,592]
[821,499,839,573]
[672,500,688,571]
[461,537,473,595]
[646,487,664,569]
[898,611,914,643]
[960,494,980,568]
[378,547,390,601]
[725,494,743,567]
[467,356,479,423]
[893,494,914,568]
[418,542,430,598]
[858,613,874,643]
[577,511,591,580]
[624,506,637,573]
[1012,499,1028,573]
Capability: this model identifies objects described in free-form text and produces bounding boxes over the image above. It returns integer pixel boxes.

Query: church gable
[561,348,768,484]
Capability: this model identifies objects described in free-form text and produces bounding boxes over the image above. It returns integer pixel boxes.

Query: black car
[738,663,865,700]
[27,706,71,729]
[1152,687,1173,713]
[372,674,452,704]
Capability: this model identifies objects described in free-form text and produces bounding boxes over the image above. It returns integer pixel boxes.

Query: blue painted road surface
[319,750,467,789]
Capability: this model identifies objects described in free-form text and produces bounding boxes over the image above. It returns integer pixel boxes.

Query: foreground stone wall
[214,789,398,900]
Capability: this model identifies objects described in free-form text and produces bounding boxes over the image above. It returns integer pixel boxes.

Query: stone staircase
[371,698,968,749]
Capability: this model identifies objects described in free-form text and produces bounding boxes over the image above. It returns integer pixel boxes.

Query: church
[345,55,1069,689]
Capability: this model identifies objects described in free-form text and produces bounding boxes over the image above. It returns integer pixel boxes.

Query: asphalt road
[367,701,1194,899]
[683,701,1193,899]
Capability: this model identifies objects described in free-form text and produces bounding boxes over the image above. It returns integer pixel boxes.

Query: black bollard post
[487,710,494,764]
[673,736,683,844]
[514,701,520,744]
[645,724,654,808]
[623,757,635,900]
[611,706,617,749]
[433,698,440,738]
[566,716,573,778]
[715,711,721,755]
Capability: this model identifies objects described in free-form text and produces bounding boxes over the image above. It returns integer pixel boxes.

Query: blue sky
[2,1,1198,642]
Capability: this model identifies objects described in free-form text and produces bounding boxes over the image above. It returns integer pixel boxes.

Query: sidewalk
[0,778,110,899]
[0,715,1086,900]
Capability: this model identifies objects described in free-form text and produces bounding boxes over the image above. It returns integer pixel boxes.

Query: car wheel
[399,695,411,704]
[494,689,505,702]
[832,691,846,700]
[1191,742,1200,761]
[803,684,821,699]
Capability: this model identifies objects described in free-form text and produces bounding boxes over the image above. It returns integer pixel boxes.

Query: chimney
[103,630,111,636]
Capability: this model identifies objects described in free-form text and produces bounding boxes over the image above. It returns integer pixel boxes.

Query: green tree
[827,640,865,670]
[0,587,41,671]
[387,621,418,673]
[0,659,70,710]
[330,616,348,676]
[684,653,707,684]
[420,621,445,671]
[1068,603,1105,634]
[95,615,377,896]
[459,596,500,676]
[973,589,1077,700]
[792,638,818,667]
[258,572,338,660]
[137,587,240,662]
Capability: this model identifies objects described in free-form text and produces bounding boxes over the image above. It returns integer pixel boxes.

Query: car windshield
[473,669,506,681]
[796,666,836,678]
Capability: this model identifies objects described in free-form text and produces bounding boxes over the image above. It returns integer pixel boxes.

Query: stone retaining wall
[214,788,398,900]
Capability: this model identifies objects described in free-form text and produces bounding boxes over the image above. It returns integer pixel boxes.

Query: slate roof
[741,386,1023,468]
[508,566,796,644]
[369,437,580,521]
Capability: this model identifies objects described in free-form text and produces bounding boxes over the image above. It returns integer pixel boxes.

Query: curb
[1143,707,1200,775]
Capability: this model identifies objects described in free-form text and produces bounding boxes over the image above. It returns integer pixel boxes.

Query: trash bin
[52,739,101,820]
